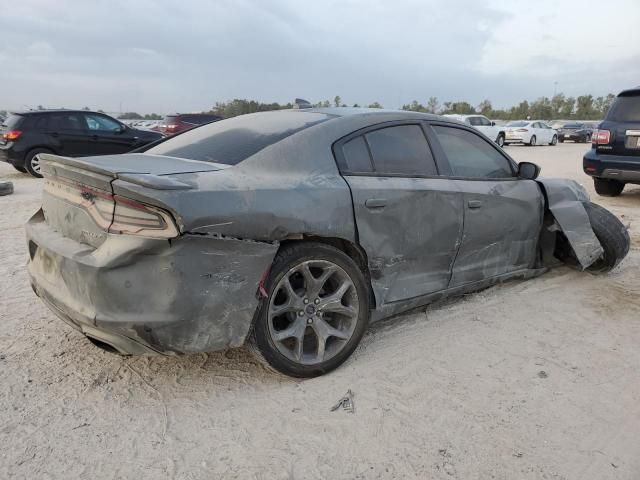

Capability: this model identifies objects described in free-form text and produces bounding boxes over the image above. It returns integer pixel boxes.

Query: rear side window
[607,95,640,122]
[364,125,437,176]
[147,111,332,165]
[181,114,220,125]
[433,125,514,179]
[342,136,373,173]
[48,113,85,131]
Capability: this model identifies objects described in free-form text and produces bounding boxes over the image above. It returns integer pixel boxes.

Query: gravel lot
[1,143,639,479]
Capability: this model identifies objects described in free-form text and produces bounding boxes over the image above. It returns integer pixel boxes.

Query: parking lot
[1,142,639,479]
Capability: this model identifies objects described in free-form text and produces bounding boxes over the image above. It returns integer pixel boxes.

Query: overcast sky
[1,0,639,114]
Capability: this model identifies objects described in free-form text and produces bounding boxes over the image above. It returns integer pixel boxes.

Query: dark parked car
[557,123,593,143]
[26,109,629,377]
[584,87,640,196]
[0,110,162,177]
[156,113,222,135]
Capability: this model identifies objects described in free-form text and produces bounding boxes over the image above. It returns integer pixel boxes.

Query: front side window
[84,114,121,131]
[468,117,482,126]
[364,125,437,176]
[432,125,514,179]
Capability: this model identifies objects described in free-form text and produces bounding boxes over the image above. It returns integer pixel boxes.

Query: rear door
[427,123,543,286]
[335,122,464,305]
[44,113,92,156]
[82,113,138,155]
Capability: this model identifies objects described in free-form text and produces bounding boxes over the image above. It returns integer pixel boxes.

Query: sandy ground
[1,143,639,480]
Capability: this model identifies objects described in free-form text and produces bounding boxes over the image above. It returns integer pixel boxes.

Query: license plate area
[624,134,640,149]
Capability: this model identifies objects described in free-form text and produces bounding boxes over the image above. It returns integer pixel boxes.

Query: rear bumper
[583,149,640,182]
[26,209,278,355]
[0,144,22,166]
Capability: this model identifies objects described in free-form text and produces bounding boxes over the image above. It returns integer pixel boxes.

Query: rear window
[563,123,582,129]
[507,121,529,127]
[2,114,23,129]
[607,95,640,122]
[147,111,332,165]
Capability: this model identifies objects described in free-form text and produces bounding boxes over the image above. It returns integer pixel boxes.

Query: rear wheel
[585,134,592,143]
[549,135,558,146]
[529,135,537,146]
[24,148,51,178]
[496,134,505,148]
[583,202,630,273]
[250,242,370,378]
[593,177,624,197]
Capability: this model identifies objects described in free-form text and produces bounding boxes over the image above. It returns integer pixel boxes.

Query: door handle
[467,200,483,209]
[365,198,387,209]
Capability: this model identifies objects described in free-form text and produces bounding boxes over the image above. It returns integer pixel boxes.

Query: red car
[156,113,222,135]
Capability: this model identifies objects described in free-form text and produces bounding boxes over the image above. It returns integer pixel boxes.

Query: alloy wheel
[267,260,359,365]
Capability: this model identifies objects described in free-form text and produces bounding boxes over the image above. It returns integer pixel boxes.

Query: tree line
[401,93,616,120]
[30,92,613,123]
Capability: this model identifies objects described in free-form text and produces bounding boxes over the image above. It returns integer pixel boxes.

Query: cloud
[0,0,638,113]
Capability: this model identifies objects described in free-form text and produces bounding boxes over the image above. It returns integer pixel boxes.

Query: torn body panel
[536,178,603,268]
[27,209,278,354]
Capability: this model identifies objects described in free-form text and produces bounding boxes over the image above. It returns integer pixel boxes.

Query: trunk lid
[38,153,225,247]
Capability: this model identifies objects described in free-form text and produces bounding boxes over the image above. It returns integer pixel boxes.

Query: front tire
[250,242,370,378]
[529,135,537,146]
[583,202,630,273]
[549,135,558,146]
[24,148,52,178]
[496,134,505,148]
[593,177,624,197]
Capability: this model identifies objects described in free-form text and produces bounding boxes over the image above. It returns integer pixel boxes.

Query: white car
[444,114,506,147]
[505,120,558,146]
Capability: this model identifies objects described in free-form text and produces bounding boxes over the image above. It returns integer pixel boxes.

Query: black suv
[584,87,640,196]
[0,110,163,177]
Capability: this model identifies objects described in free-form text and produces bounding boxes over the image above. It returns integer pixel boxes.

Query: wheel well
[24,146,53,161]
[278,236,377,309]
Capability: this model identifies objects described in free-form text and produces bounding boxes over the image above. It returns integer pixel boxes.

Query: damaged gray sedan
[26,109,629,377]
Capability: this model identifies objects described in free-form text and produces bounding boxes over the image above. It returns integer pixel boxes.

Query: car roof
[11,109,105,116]
[618,87,640,97]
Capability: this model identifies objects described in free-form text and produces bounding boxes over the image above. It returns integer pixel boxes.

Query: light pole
[553,81,558,98]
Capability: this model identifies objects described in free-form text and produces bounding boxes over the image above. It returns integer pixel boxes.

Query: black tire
[12,165,27,173]
[24,147,51,178]
[549,135,558,146]
[529,135,537,146]
[0,181,14,196]
[250,242,370,378]
[583,202,630,273]
[585,134,592,143]
[496,134,505,148]
[593,177,624,197]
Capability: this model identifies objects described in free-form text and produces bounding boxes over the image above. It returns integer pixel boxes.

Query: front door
[83,113,138,155]
[428,123,544,286]
[335,123,464,305]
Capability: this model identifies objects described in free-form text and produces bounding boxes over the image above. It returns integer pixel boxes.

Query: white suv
[444,114,506,147]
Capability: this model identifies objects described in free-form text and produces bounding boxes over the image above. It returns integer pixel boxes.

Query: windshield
[607,94,640,122]
[507,121,529,127]
[147,111,333,165]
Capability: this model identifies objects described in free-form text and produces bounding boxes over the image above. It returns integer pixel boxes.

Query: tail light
[166,124,179,133]
[44,177,179,239]
[2,130,22,141]
[592,129,611,145]
[516,128,529,132]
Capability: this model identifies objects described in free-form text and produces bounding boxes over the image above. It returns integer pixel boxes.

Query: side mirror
[118,124,127,133]
[490,121,496,126]
[518,162,541,180]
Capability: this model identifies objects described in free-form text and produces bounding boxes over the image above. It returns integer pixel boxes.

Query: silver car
[26,109,629,377]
